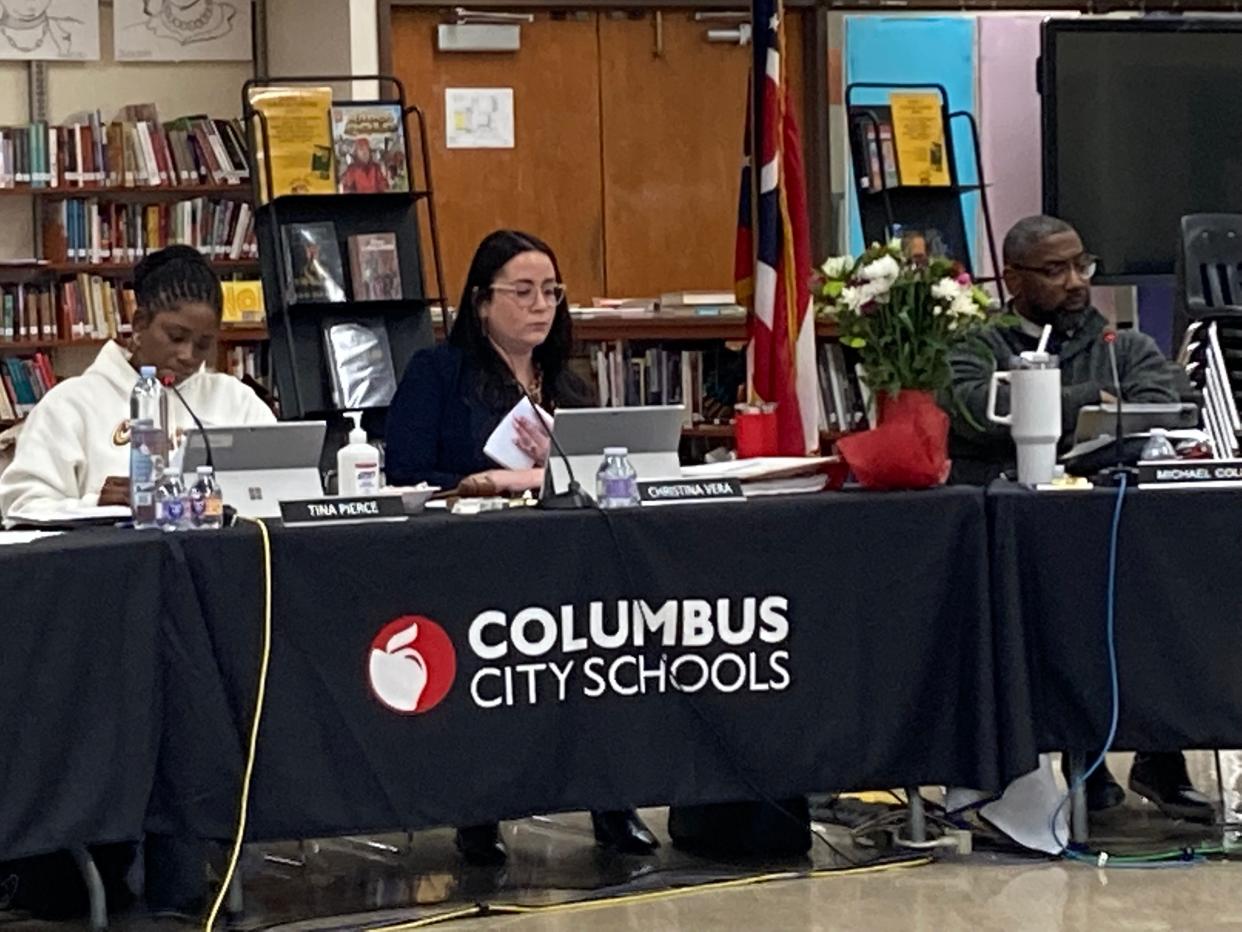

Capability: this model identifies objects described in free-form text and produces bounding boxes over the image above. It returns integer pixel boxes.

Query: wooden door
[390,10,606,303]
[598,11,806,297]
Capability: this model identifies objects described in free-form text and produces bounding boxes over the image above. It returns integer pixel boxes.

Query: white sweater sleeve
[0,395,97,521]
[236,383,278,426]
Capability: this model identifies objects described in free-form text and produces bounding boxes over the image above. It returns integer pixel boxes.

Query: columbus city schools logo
[368,615,457,714]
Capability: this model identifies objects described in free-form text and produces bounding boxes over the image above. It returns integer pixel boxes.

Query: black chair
[1175,214,1242,350]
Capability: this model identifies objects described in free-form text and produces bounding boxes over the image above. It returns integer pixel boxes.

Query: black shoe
[1128,752,1215,824]
[591,809,660,855]
[1062,756,1126,812]
[455,823,507,866]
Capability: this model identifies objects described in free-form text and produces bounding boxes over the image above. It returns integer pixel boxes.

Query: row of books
[0,279,135,344]
[816,343,868,433]
[0,106,248,191]
[281,223,404,304]
[588,342,743,427]
[850,114,901,192]
[44,197,257,264]
[0,278,264,344]
[0,354,56,421]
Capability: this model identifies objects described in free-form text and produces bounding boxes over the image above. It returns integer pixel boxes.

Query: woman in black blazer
[386,230,658,865]
[387,230,587,494]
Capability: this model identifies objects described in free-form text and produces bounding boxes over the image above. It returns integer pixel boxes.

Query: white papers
[445,88,515,149]
[682,457,837,497]
[682,456,836,481]
[5,505,130,527]
[0,531,63,546]
[484,397,553,470]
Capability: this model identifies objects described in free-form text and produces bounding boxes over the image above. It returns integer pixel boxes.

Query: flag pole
[746,0,763,405]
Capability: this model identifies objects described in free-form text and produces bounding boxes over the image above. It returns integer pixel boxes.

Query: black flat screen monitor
[1042,19,1242,282]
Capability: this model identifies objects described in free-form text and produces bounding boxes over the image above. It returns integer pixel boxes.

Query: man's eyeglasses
[1009,254,1098,283]
[492,281,566,307]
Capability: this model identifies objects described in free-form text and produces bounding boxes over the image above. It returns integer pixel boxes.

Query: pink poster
[978,16,1045,279]
[977,14,1117,317]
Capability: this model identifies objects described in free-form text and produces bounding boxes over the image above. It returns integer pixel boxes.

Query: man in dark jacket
[948,215,1182,484]
[949,215,1213,824]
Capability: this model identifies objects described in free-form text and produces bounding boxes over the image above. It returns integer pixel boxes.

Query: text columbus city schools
[465,596,792,708]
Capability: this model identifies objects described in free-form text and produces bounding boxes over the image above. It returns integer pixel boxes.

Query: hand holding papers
[484,397,554,470]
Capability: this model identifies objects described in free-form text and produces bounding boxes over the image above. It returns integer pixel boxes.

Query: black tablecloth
[990,483,1242,753]
[148,488,1025,844]
[0,532,165,861]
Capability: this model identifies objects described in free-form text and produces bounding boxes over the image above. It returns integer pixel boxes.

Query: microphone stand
[1096,332,1139,487]
[163,376,214,470]
[164,376,239,525]
[520,387,594,510]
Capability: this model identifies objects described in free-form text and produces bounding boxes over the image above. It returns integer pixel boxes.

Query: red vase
[836,389,951,490]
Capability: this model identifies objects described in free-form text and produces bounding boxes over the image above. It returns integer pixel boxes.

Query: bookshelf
[244,74,447,421]
[0,114,263,425]
[845,81,1003,293]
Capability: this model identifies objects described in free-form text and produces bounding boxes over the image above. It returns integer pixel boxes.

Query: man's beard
[1027,305,1088,336]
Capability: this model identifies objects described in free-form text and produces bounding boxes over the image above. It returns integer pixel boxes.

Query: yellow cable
[204,517,273,931]
[366,857,932,932]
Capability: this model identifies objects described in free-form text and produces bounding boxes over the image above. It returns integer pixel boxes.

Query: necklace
[524,368,544,407]
[162,1,215,33]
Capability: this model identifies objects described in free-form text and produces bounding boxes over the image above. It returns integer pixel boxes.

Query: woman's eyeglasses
[492,281,566,307]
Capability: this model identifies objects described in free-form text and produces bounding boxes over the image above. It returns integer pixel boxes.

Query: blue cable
[1050,472,1127,852]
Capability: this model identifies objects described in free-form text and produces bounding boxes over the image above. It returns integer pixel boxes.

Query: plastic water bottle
[129,365,167,529]
[596,447,640,509]
[1140,428,1178,461]
[189,465,224,530]
[155,467,189,532]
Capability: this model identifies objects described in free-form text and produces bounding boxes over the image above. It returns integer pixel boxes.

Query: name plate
[1137,460,1242,487]
[638,478,746,506]
[280,495,407,525]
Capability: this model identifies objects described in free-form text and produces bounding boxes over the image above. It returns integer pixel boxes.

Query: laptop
[544,406,685,497]
[181,422,327,519]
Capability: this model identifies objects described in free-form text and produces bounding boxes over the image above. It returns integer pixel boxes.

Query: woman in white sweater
[0,245,275,523]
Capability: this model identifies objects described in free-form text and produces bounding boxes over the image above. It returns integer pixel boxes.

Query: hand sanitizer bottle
[337,412,381,496]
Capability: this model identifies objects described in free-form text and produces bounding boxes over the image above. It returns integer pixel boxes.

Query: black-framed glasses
[1010,254,1098,283]
[492,281,566,307]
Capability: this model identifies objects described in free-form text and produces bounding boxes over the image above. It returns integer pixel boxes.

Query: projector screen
[1042,19,1242,281]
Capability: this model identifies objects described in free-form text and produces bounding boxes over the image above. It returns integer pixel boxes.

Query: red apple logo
[367,615,456,714]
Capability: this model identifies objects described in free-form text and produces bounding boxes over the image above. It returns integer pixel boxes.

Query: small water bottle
[155,467,189,532]
[189,465,224,530]
[1140,428,1178,462]
[129,365,167,529]
[596,446,640,509]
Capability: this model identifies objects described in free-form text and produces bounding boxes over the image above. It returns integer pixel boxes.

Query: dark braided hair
[133,244,223,319]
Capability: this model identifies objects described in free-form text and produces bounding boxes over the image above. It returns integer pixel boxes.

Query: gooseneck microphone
[162,374,215,471]
[1097,330,1138,486]
[1103,330,1125,469]
[518,386,594,510]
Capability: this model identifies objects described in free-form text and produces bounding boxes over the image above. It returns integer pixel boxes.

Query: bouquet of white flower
[813,241,1008,489]
[813,240,997,398]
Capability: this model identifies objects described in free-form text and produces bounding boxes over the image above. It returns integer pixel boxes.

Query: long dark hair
[448,229,588,410]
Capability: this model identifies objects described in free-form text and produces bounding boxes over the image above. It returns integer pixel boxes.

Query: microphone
[517,386,594,510]
[1103,330,1124,468]
[162,375,215,472]
[1097,330,1138,486]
